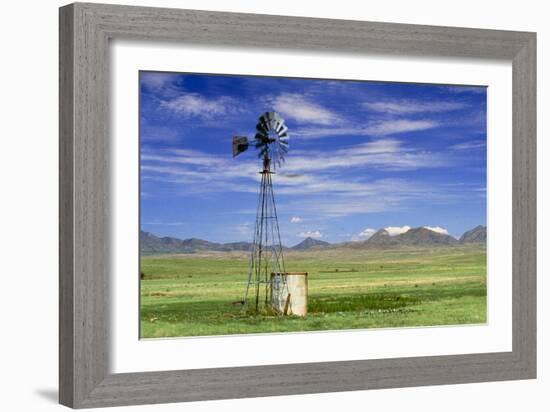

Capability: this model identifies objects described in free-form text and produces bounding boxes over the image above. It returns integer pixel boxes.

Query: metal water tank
[270,272,308,316]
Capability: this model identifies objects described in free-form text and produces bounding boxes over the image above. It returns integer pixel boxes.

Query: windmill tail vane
[232,136,249,157]
[232,112,290,312]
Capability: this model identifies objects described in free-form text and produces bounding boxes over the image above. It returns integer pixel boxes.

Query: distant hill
[397,227,458,246]
[361,227,457,248]
[291,237,330,250]
[140,231,252,254]
[363,229,400,247]
[459,225,487,244]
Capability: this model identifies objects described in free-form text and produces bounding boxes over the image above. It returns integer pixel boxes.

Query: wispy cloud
[139,139,454,215]
[293,119,438,139]
[284,138,444,173]
[142,149,225,167]
[142,138,443,185]
[450,141,486,150]
[160,94,241,119]
[270,93,342,125]
[141,72,179,91]
[141,146,476,220]
[297,230,322,238]
[363,100,466,114]
[287,196,388,218]
[365,119,439,136]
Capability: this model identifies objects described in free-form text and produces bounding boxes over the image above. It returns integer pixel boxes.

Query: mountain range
[140,225,486,254]
[140,231,252,254]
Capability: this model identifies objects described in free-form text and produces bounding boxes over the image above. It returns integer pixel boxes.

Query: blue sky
[140,71,487,245]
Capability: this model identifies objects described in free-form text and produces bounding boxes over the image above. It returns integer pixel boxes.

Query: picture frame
[59,2,536,408]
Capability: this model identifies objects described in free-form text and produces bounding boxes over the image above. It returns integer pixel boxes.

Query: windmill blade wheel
[253,111,290,169]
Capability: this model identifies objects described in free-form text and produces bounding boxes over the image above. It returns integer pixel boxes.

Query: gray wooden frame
[59,2,536,408]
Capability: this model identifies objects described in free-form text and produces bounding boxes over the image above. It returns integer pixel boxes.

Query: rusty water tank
[270,272,308,316]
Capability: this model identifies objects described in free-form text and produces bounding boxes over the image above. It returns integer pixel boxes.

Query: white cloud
[297,231,322,238]
[289,197,387,218]
[141,72,178,90]
[358,228,377,238]
[423,226,449,235]
[161,94,239,119]
[363,100,466,114]
[366,119,439,136]
[271,93,341,125]
[290,216,302,223]
[293,119,438,139]
[385,225,411,236]
[450,141,486,150]
[142,149,224,168]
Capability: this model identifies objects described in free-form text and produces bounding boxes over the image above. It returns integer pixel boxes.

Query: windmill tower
[233,112,289,312]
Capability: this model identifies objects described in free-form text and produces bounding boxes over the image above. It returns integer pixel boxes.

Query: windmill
[233,112,289,312]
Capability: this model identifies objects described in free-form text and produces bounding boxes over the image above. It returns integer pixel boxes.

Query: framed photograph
[59,2,536,408]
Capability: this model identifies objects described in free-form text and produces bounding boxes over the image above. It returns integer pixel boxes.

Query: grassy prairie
[140,245,486,338]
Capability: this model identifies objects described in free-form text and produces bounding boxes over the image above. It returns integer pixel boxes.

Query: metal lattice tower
[246,155,286,311]
[232,112,289,312]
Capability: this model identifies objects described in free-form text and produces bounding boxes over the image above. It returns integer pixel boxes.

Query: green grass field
[140,245,486,338]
